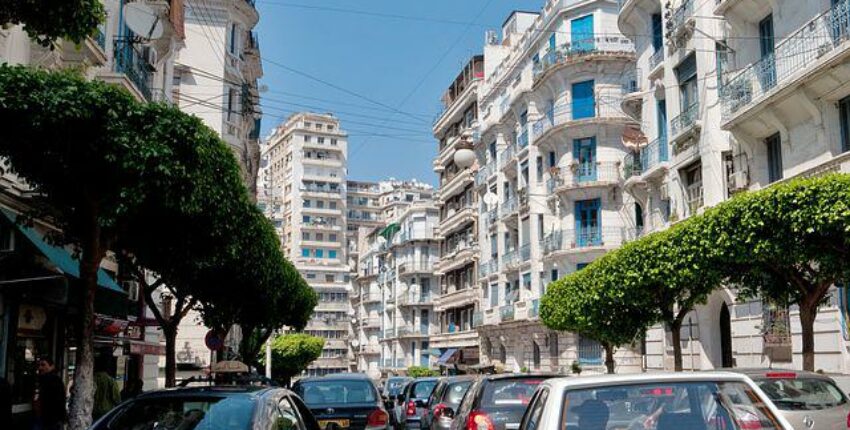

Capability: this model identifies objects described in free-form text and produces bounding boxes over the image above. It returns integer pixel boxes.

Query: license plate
[318,419,350,429]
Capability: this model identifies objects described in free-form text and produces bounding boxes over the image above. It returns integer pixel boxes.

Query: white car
[518,372,793,430]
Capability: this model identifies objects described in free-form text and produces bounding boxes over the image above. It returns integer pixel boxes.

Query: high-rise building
[430,56,484,367]
[471,2,643,373]
[351,180,436,378]
[264,112,352,376]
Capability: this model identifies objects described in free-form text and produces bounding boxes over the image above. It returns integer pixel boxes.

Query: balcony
[533,36,635,84]
[721,1,850,128]
[112,39,153,101]
[484,208,499,228]
[475,161,496,185]
[440,169,475,202]
[501,249,519,271]
[624,136,670,183]
[437,241,478,274]
[548,162,622,196]
[434,288,477,311]
[500,304,516,322]
[528,299,540,319]
[542,228,628,258]
[381,328,397,340]
[669,102,700,146]
[516,126,529,149]
[301,185,343,196]
[362,292,382,304]
[398,293,433,306]
[473,311,484,328]
[361,344,381,355]
[398,327,429,338]
[398,260,433,274]
[500,197,518,219]
[478,259,498,278]
[668,0,696,40]
[361,316,382,328]
[499,144,517,171]
[439,204,476,237]
[649,48,664,74]
[532,96,633,144]
[519,243,531,262]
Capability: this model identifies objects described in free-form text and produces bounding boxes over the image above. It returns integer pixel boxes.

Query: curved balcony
[397,260,434,275]
[397,293,433,307]
[547,162,622,198]
[532,96,636,147]
[498,144,517,173]
[624,136,670,188]
[440,168,475,202]
[438,205,476,238]
[434,288,477,311]
[669,101,701,147]
[436,242,479,275]
[478,259,499,279]
[475,161,496,186]
[621,69,644,117]
[542,227,633,261]
[499,197,518,220]
[532,37,635,86]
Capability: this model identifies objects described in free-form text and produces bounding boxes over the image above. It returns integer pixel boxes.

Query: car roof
[442,375,477,383]
[481,373,561,382]
[135,385,284,400]
[410,377,440,383]
[297,373,375,383]
[718,368,838,380]
[387,376,412,381]
[540,371,755,392]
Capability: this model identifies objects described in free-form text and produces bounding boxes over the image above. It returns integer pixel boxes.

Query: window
[329,250,337,259]
[226,87,237,121]
[651,14,663,51]
[676,54,698,112]
[303,199,312,208]
[304,135,312,143]
[302,232,311,240]
[276,397,303,430]
[490,284,498,307]
[535,156,543,183]
[841,96,850,152]
[766,133,783,183]
[302,249,310,258]
[331,139,338,146]
[329,233,337,241]
[316,233,324,241]
[576,263,588,271]
[578,335,603,365]
[547,151,556,168]
[550,269,559,282]
[229,23,239,55]
[572,80,595,119]
[325,274,335,282]
[317,137,325,144]
[302,215,311,223]
[759,14,776,90]
[315,249,324,258]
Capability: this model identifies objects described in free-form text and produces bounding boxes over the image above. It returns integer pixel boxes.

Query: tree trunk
[799,301,818,372]
[164,324,178,387]
[669,319,683,372]
[602,342,615,374]
[67,223,105,430]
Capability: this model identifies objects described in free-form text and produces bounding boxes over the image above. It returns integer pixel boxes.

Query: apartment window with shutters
[226,87,237,121]
[765,133,783,183]
[229,23,239,55]
[840,96,850,152]
[676,54,698,113]
[536,156,543,183]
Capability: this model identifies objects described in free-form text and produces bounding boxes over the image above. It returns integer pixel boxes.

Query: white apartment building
[352,181,437,378]
[263,112,352,376]
[174,0,263,192]
[0,0,185,394]
[618,0,850,372]
[471,2,643,374]
[431,56,485,367]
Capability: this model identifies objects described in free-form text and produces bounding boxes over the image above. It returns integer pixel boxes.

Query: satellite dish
[483,192,499,208]
[123,2,164,40]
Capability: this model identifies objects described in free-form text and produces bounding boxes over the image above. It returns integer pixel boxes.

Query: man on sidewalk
[33,358,66,430]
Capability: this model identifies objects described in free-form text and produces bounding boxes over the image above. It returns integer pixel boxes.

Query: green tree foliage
[406,366,438,378]
[266,333,325,386]
[706,174,850,371]
[0,0,104,47]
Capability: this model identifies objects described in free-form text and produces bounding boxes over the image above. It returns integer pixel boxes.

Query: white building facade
[263,112,352,376]
[471,1,644,374]
[619,0,850,372]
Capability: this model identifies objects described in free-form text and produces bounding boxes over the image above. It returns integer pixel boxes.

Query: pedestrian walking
[92,357,120,421]
[33,357,66,430]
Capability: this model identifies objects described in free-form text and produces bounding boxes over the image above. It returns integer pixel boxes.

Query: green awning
[2,210,124,293]
[379,223,400,241]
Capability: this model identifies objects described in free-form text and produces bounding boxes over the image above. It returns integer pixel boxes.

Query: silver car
[729,368,850,430]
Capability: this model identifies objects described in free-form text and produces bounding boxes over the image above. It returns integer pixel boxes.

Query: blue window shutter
[549,33,556,52]
[571,15,594,52]
[572,80,595,119]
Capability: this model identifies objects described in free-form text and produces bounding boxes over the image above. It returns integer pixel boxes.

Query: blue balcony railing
[113,39,153,100]
[533,36,635,81]
[669,0,695,34]
[670,102,700,138]
[649,48,664,70]
[94,29,106,50]
[500,305,515,322]
[531,96,628,139]
[517,127,529,148]
[640,136,669,171]
[721,0,850,119]
[529,299,540,318]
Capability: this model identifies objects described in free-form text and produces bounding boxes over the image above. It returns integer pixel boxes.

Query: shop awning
[437,348,459,365]
[2,210,123,293]
[379,223,400,241]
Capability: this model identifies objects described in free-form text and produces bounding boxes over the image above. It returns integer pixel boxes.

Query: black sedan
[90,385,319,430]
[293,373,390,430]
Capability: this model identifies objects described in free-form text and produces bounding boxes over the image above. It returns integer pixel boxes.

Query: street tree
[0,0,104,47]
[266,333,324,387]
[540,257,653,373]
[0,65,195,430]
[707,173,850,371]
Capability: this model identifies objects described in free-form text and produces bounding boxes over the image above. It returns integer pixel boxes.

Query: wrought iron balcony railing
[670,102,700,138]
[113,39,153,101]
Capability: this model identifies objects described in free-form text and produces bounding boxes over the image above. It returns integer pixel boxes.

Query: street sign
[205,329,225,351]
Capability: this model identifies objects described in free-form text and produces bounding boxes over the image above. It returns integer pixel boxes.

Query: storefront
[0,209,128,429]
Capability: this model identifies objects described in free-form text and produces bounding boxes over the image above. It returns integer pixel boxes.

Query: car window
[521,388,548,430]
[105,395,255,430]
[756,377,847,411]
[289,394,321,430]
[277,396,304,430]
[442,381,472,408]
[560,381,783,430]
[428,381,446,407]
[413,381,438,399]
[386,379,410,396]
[295,380,377,405]
[481,378,544,407]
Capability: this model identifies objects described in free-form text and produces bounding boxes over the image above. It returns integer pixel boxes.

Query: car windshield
[297,380,377,405]
[482,378,544,407]
[386,379,409,396]
[105,396,255,430]
[756,377,848,411]
[443,381,472,407]
[412,380,438,399]
[560,381,782,430]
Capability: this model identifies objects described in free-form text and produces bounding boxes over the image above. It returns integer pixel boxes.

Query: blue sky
[255,0,541,186]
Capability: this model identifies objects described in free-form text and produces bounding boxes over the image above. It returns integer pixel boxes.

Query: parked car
[450,374,559,430]
[393,377,440,430]
[518,372,793,430]
[422,376,475,430]
[293,373,389,430]
[726,368,850,430]
[90,385,320,430]
[383,376,413,422]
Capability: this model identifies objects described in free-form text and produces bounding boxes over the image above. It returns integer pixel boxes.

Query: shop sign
[130,342,165,356]
[95,313,129,336]
[17,304,47,332]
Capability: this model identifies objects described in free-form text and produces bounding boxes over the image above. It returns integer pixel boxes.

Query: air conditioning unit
[659,183,670,201]
[123,280,140,302]
[728,171,749,192]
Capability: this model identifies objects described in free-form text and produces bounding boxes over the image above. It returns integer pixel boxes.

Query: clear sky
[254,0,541,186]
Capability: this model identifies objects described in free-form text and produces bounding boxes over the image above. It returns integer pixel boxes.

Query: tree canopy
[0,0,104,47]
[266,333,325,386]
